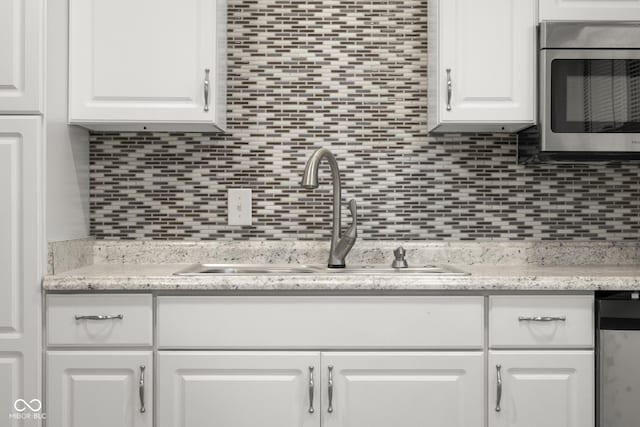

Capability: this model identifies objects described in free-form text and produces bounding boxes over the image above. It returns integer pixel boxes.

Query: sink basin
[175,264,468,276]
[175,264,319,275]
[318,265,468,275]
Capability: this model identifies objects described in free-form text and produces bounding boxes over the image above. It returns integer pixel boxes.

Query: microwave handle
[446,68,452,111]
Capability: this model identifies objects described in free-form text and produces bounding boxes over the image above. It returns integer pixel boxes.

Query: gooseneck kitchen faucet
[301,148,357,268]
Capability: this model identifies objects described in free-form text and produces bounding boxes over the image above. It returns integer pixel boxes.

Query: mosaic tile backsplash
[90,0,640,241]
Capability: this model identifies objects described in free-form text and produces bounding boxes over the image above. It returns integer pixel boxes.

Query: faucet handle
[334,199,358,266]
[392,246,408,268]
[347,199,357,218]
[342,199,357,240]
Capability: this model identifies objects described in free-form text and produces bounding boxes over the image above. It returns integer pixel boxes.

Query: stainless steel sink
[175,264,468,276]
[175,264,319,275]
[318,265,468,275]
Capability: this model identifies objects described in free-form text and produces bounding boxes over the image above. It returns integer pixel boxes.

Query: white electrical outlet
[228,189,252,226]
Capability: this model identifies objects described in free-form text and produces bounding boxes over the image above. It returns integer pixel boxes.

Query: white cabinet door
[68,0,226,130]
[322,352,484,427]
[47,351,153,427]
[157,351,321,427]
[540,0,640,21]
[489,351,594,427]
[0,0,43,113]
[436,0,536,127]
[0,117,43,427]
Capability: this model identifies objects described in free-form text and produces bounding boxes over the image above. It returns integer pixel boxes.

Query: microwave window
[551,59,640,133]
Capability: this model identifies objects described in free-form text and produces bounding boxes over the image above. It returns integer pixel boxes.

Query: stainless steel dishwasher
[597,292,640,427]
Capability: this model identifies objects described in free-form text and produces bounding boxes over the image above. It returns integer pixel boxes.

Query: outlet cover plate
[227,189,252,226]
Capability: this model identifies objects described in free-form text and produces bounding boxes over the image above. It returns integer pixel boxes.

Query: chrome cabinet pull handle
[495,365,502,412]
[204,68,211,112]
[308,366,315,413]
[74,314,123,321]
[446,68,452,111]
[518,316,566,322]
[139,365,146,413]
[327,365,334,413]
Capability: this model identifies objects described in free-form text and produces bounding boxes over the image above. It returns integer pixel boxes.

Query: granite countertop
[43,263,640,291]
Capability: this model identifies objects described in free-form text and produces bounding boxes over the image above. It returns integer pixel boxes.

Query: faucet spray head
[301,149,324,188]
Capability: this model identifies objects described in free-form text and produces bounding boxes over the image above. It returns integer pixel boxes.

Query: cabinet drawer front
[158,296,484,349]
[47,294,153,346]
[489,295,594,349]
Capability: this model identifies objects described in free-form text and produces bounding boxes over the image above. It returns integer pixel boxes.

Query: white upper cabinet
[428,0,537,133]
[0,0,43,113]
[68,0,226,131]
[540,0,640,21]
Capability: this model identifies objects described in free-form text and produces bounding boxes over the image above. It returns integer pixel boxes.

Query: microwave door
[541,49,640,152]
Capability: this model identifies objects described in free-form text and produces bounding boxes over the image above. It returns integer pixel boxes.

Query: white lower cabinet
[488,351,594,427]
[46,351,153,427]
[157,351,321,427]
[44,294,597,427]
[322,352,484,427]
[157,351,484,427]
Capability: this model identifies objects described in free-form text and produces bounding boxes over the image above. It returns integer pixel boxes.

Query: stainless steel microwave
[540,21,640,152]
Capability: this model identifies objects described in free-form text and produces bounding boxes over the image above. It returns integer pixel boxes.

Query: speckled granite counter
[43,263,640,292]
[44,240,640,291]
